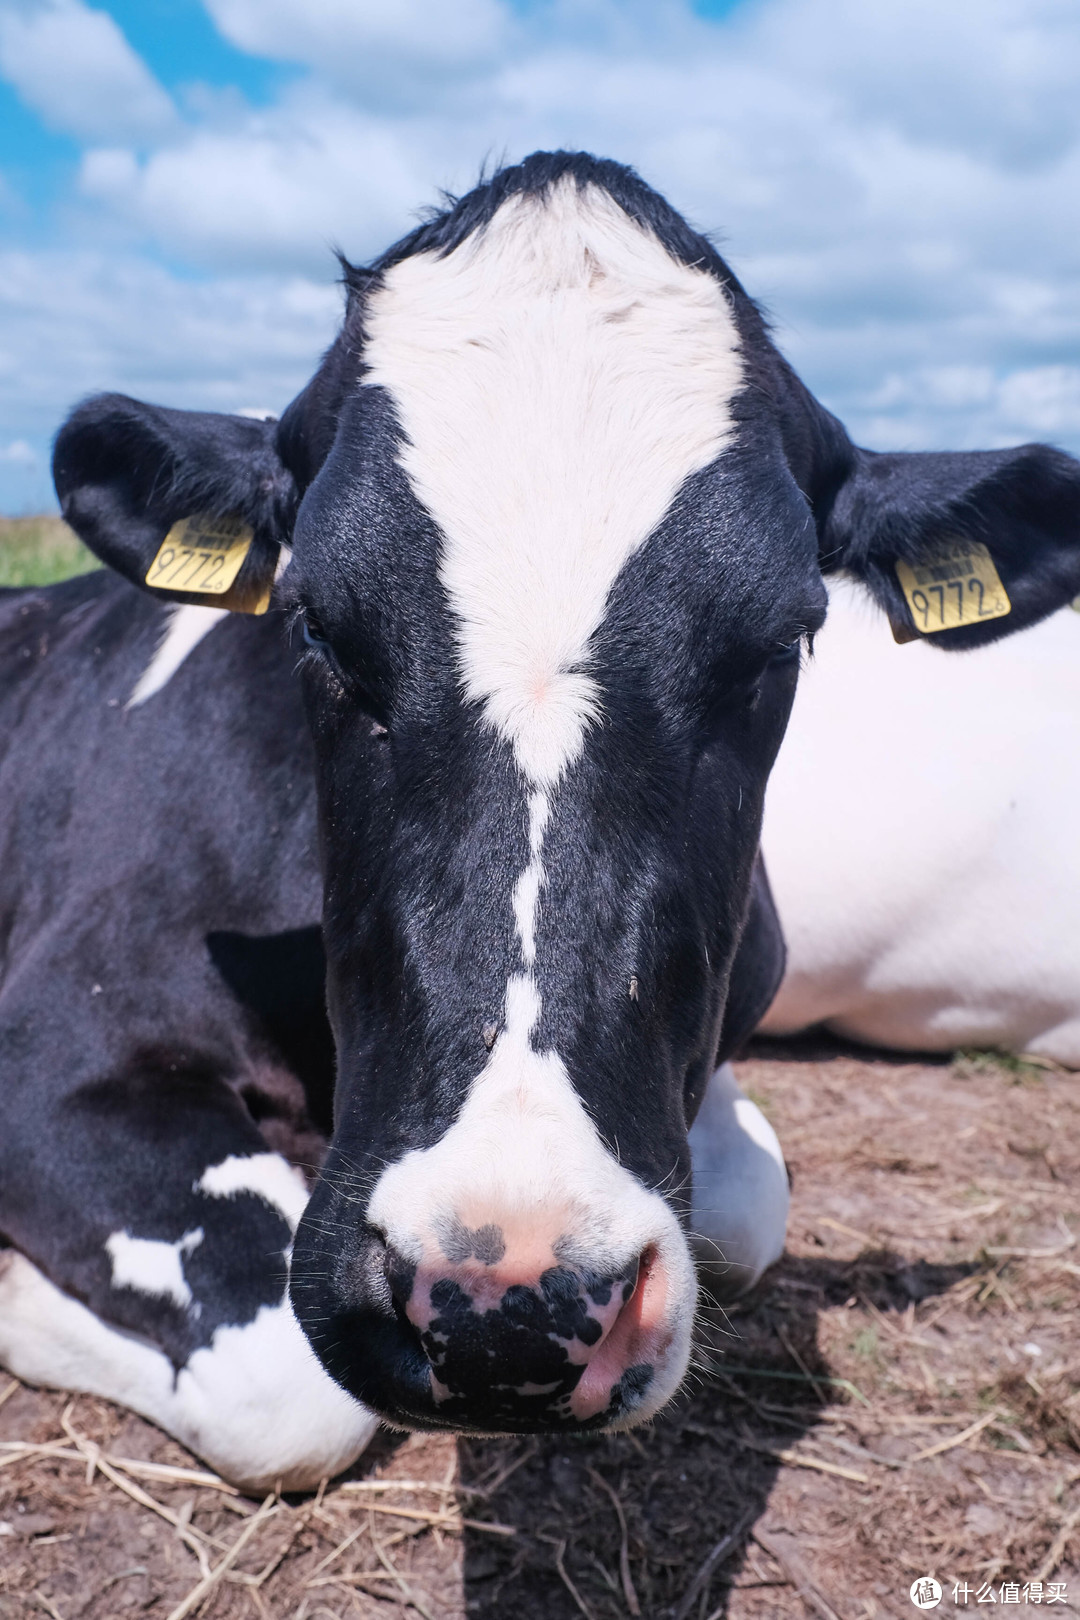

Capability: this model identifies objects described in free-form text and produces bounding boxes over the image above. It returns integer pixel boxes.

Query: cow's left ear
[821,442,1080,647]
[53,393,297,615]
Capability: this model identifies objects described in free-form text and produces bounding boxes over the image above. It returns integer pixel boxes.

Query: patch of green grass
[0,515,100,587]
[850,1325,879,1361]
[952,1047,1046,1086]
[742,1084,772,1116]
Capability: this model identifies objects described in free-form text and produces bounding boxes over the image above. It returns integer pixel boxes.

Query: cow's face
[279,179,825,1429]
[55,152,1080,1436]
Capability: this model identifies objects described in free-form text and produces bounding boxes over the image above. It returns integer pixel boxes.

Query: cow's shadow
[454,1246,974,1620]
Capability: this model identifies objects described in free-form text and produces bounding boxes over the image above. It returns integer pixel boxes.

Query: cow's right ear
[818,439,1080,649]
[53,394,298,615]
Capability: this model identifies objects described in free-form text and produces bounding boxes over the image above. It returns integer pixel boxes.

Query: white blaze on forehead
[196,1153,309,1231]
[363,177,743,788]
[105,1227,204,1311]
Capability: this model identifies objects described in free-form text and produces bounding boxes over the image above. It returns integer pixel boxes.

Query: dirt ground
[3,1033,1079,1620]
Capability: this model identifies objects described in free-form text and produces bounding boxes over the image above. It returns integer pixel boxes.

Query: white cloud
[855,362,1080,449]
[203,0,509,94]
[744,0,1080,171]
[0,249,340,416]
[0,0,175,143]
[3,0,1080,511]
[80,95,430,270]
[0,437,35,463]
[0,247,342,507]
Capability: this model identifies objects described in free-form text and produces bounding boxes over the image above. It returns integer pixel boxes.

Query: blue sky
[1,0,1078,512]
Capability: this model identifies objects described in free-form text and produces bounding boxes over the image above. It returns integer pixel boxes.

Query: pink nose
[387,1226,671,1429]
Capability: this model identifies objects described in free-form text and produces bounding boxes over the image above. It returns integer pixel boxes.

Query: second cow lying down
[3,152,1080,1488]
[764,583,1080,1066]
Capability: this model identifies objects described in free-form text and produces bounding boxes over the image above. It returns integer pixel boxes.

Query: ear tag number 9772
[895,540,1011,635]
[145,514,257,601]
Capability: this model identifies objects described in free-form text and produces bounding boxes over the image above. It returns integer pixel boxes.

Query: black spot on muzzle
[418,1263,643,1431]
[436,1216,507,1265]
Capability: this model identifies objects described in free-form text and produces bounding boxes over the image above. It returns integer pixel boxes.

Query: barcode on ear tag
[146,514,256,599]
[895,540,1011,634]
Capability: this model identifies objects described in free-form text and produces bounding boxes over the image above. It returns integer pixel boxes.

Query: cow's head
[54,152,1080,1434]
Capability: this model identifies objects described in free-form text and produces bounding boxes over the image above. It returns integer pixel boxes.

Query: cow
[3,151,1079,1483]
[761,581,1080,1066]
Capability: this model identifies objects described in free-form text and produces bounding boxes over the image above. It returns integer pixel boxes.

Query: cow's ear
[820,442,1080,647]
[53,394,297,615]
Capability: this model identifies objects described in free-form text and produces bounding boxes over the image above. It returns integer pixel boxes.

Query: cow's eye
[302,612,331,652]
[767,637,803,668]
[719,637,804,721]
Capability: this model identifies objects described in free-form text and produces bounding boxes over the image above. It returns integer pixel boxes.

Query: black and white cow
[5,152,1080,1480]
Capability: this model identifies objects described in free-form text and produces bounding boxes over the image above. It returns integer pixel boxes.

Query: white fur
[364,177,743,788]
[512,789,550,966]
[689,1064,789,1296]
[367,971,697,1426]
[761,580,1080,1065]
[0,1249,377,1492]
[105,1227,203,1312]
[127,603,228,708]
[196,1152,309,1230]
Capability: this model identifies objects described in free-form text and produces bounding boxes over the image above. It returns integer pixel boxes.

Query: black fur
[0,574,325,1364]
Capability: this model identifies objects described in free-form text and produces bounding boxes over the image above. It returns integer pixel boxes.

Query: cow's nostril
[567,1243,668,1423]
[384,1244,417,1310]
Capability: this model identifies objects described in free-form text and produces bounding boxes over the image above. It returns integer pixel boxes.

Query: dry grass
[0,516,98,587]
[2,1036,1078,1619]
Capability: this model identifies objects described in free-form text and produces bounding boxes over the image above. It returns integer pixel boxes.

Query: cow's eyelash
[287,603,335,661]
[288,606,390,736]
[302,616,330,651]
[288,603,331,650]
[288,605,343,687]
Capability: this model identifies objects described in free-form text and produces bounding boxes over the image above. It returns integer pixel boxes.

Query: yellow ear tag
[894,540,1011,636]
[145,514,271,614]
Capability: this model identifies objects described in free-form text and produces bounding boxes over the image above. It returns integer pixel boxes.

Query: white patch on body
[0,1249,377,1493]
[196,1152,309,1230]
[105,1227,203,1311]
[689,1063,789,1296]
[127,602,228,708]
[364,177,743,787]
[761,581,1080,1066]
